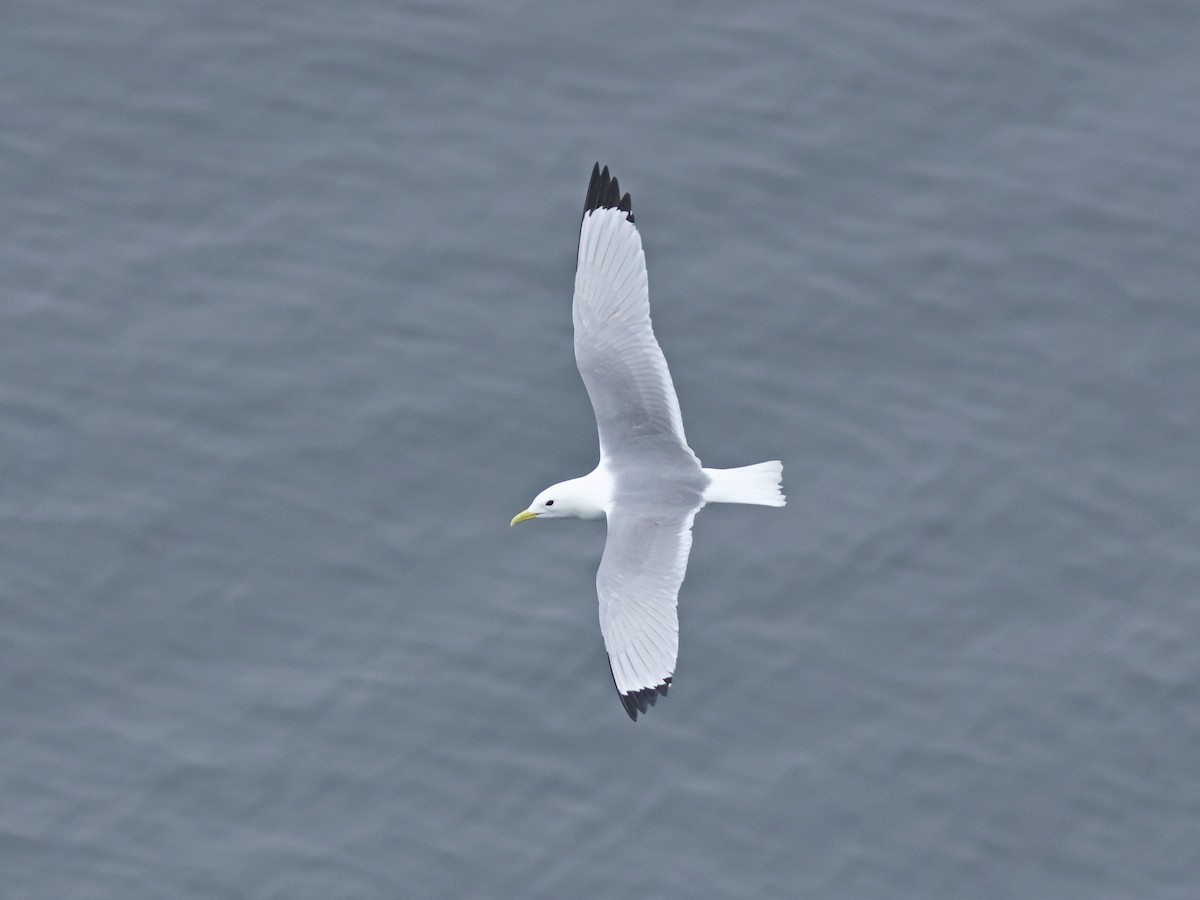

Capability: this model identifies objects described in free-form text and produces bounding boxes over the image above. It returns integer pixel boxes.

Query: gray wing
[598,506,697,721]
[573,165,694,462]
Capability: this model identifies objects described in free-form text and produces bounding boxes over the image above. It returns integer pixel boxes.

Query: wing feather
[573,165,693,462]
[598,509,696,721]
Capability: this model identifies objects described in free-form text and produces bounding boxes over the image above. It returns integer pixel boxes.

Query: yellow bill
[510,509,538,526]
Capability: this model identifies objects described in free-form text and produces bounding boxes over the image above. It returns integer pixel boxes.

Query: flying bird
[511,164,784,721]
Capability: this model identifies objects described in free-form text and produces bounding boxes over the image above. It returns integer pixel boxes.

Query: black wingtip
[609,660,672,722]
[620,692,640,721]
[618,684,670,722]
[583,162,635,223]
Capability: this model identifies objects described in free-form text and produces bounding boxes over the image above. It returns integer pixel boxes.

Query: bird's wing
[598,506,697,721]
[573,164,693,462]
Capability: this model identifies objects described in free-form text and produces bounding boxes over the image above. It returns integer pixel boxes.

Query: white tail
[701,460,785,507]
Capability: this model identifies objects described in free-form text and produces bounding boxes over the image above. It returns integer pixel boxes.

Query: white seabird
[511,164,784,721]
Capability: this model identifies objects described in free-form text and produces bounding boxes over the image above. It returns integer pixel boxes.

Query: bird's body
[511,164,784,721]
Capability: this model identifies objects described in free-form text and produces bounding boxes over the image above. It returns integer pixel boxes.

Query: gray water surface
[4,1,1200,897]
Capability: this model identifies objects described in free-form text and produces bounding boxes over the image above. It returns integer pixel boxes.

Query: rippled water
[3,1,1199,897]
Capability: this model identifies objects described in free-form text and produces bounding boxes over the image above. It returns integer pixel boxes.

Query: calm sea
[3,1,1199,897]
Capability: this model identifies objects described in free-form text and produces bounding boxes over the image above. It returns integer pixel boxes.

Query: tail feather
[701,461,785,507]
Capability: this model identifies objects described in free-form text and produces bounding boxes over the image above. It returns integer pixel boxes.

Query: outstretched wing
[573,164,694,463]
[598,507,697,721]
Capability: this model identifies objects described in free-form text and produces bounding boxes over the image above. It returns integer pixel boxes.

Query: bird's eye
[545,500,554,507]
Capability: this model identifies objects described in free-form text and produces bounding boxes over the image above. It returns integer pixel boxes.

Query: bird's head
[510,475,608,525]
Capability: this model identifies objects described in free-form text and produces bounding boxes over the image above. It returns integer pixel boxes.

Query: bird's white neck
[550,464,614,519]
